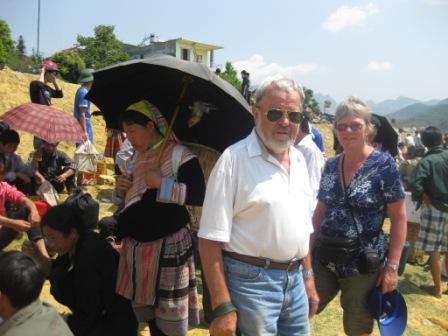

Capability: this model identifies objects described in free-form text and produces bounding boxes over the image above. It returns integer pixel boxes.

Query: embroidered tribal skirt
[116,227,199,336]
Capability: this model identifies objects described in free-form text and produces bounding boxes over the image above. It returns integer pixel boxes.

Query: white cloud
[323,3,379,32]
[367,61,393,71]
[232,54,325,85]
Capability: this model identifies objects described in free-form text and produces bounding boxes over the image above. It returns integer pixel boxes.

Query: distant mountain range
[388,98,448,131]
[314,93,448,131]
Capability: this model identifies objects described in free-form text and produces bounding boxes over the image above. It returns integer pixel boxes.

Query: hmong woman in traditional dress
[114,100,205,336]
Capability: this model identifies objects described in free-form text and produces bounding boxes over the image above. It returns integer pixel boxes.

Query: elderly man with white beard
[199,76,319,336]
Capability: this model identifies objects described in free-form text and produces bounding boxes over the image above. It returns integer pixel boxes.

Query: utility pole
[37,0,41,56]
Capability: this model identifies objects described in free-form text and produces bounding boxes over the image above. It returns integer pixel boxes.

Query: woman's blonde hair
[334,96,376,137]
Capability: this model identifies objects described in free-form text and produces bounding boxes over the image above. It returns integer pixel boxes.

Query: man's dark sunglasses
[266,109,303,124]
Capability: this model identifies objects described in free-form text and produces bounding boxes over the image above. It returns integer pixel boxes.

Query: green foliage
[51,50,86,84]
[0,20,14,65]
[4,53,35,73]
[77,25,129,69]
[16,35,26,56]
[303,87,321,115]
[220,62,242,91]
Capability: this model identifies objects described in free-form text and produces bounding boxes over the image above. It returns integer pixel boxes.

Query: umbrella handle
[157,75,193,164]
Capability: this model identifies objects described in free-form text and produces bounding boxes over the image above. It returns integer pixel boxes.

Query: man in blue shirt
[74,69,95,144]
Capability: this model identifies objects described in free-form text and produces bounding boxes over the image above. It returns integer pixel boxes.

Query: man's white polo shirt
[198,130,314,261]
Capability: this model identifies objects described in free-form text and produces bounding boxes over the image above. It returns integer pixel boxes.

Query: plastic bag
[75,141,99,173]
[36,181,60,206]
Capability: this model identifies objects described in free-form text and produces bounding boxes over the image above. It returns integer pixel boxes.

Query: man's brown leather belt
[223,251,302,271]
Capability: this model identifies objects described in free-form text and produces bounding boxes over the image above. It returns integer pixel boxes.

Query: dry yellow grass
[1,68,447,335]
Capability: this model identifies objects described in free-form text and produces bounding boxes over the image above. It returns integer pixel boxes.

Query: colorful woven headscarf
[125,100,169,136]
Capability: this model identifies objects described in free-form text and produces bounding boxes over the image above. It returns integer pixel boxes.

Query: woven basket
[184,143,221,232]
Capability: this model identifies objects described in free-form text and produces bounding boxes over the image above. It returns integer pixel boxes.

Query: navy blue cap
[367,288,407,336]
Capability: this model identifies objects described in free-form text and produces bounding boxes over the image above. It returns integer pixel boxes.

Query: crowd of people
[0,60,447,336]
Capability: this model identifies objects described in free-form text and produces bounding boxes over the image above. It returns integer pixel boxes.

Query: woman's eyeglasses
[335,123,364,132]
[265,109,303,124]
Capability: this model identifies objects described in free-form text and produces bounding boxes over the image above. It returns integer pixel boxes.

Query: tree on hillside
[303,87,321,115]
[77,25,129,69]
[51,50,86,83]
[324,100,332,114]
[221,62,242,92]
[0,20,14,65]
[16,35,26,57]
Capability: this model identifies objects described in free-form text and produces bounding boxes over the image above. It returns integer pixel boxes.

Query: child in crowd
[0,129,33,194]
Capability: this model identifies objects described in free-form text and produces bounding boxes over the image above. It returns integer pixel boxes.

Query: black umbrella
[370,114,399,157]
[86,55,254,153]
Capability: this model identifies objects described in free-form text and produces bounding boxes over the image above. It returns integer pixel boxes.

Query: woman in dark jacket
[40,203,138,336]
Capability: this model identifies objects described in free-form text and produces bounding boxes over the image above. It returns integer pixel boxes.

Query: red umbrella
[0,103,87,143]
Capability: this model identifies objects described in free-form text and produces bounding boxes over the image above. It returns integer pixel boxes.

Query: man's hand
[10,219,31,233]
[36,175,46,184]
[304,276,320,318]
[376,267,398,293]
[54,174,67,183]
[28,210,41,227]
[209,311,238,336]
[115,175,132,197]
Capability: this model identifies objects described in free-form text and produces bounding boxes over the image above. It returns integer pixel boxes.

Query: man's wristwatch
[385,263,399,272]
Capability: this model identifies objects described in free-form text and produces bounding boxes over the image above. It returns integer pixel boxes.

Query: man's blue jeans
[224,255,310,336]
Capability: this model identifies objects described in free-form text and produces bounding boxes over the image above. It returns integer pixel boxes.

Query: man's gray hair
[253,75,305,106]
[334,96,374,132]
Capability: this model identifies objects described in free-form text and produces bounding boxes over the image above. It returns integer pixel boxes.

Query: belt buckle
[286,257,299,272]
[263,258,271,269]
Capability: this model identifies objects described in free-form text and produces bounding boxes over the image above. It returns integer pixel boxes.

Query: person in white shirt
[295,118,325,209]
[198,76,319,336]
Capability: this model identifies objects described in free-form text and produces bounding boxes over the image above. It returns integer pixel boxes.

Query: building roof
[171,38,223,50]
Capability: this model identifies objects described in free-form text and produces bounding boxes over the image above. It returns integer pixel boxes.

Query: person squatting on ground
[0,129,34,194]
[26,203,138,336]
[29,60,63,149]
[311,97,407,335]
[0,251,73,336]
[199,76,318,336]
[114,100,205,336]
[0,152,48,258]
[27,140,77,194]
[409,126,448,298]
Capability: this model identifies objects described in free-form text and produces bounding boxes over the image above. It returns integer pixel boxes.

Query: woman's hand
[377,267,398,293]
[115,175,132,197]
[145,169,162,189]
[10,219,31,233]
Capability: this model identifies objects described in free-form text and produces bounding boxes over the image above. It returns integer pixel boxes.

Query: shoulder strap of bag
[171,145,185,181]
[340,154,366,247]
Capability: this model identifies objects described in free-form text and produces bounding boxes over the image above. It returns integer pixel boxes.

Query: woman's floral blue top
[317,150,405,277]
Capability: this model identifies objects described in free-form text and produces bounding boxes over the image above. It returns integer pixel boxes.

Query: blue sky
[1,0,447,102]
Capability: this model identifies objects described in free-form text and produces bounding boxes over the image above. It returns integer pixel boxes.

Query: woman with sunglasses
[29,60,64,149]
[311,96,407,335]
